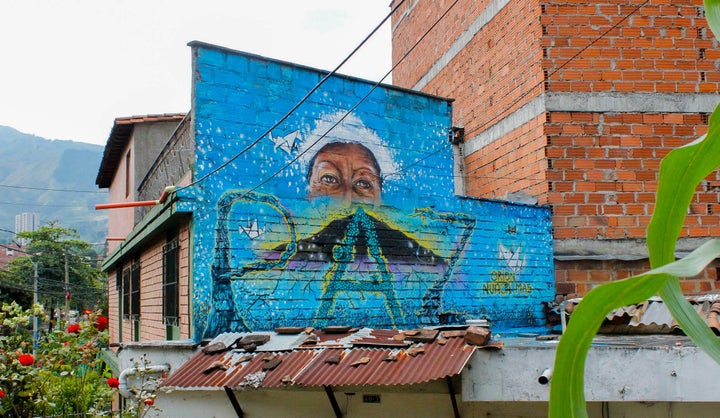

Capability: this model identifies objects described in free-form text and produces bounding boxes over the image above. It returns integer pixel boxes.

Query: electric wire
[0,201,94,208]
[0,0,655,205]
[224,0,460,207]
[0,184,105,194]
[225,0,643,195]
[471,0,651,137]
[414,0,652,188]
[182,0,407,191]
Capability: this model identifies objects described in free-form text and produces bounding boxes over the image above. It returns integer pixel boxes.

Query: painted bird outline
[268,130,301,155]
[498,243,524,273]
[239,218,266,239]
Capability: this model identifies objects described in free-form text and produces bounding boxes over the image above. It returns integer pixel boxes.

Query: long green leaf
[659,278,720,363]
[549,2,720,417]
[549,240,720,418]
[647,102,720,267]
[706,0,720,40]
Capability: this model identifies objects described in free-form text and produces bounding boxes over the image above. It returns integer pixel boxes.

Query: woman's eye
[320,174,339,185]
[354,179,373,190]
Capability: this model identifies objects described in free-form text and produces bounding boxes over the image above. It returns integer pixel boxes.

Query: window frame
[162,235,180,331]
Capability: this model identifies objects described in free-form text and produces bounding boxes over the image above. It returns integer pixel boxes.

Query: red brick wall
[556,258,720,296]
[391,0,546,199]
[547,111,716,240]
[543,0,716,95]
[392,0,720,297]
[464,114,549,201]
[178,222,192,339]
[108,269,119,345]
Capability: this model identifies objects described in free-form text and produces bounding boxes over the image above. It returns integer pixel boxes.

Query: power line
[183,0,408,190]
[471,0,650,136]
[229,0,460,206]
[0,184,105,194]
[0,201,95,208]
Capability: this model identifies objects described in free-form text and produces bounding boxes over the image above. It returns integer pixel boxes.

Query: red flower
[144,398,155,406]
[63,342,69,347]
[95,316,108,331]
[17,354,34,366]
[0,389,5,398]
[67,324,81,334]
[106,377,119,389]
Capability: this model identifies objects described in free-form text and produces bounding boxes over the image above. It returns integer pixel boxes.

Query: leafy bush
[0,302,114,417]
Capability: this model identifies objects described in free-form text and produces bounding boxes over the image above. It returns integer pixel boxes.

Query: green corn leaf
[549,240,720,418]
[647,101,720,268]
[706,0,720,40]
[659,278,720,363]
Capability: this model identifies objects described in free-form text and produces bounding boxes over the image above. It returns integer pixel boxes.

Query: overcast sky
[0,1,393,145]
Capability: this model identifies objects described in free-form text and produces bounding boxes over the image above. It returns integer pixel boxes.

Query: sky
[0,1,393,146]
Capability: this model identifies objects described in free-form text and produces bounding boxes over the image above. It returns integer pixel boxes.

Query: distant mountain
[0,126,108,247]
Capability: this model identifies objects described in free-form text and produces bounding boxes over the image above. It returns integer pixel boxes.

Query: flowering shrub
[17,353,34,366]
[0,302,114,417]
[96,316,109,332]
[107,377,120,389]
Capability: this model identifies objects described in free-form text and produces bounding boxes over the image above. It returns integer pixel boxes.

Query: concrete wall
[107,138,135,253]
[390,0,720,298]
[188,42,554,340]
[151,389,720,418]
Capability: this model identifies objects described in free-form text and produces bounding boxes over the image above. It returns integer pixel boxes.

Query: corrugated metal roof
[162,328,476,390]
[578,295,720,334]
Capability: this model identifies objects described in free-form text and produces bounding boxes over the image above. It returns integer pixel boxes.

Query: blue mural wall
[187,42,554,340]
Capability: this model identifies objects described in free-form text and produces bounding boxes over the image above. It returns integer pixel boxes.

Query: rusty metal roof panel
[162,329,476,390]
[294,337,474,387]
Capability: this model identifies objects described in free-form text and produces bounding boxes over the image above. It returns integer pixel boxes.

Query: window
[122,267,131,320]
[121,258,141,341]
[163,235,179,339]
[130,258,140,320]
[125,150,131,198]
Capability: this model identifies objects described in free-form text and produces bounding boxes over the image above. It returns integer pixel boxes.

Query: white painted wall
[463,338,720,402]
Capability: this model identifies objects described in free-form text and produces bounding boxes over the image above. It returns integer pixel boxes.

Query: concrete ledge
[554,238,710,261]
[463,335,720,402]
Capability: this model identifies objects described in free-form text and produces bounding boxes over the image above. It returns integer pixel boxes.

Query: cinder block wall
[391,0,720,297]
[188,42,555,339]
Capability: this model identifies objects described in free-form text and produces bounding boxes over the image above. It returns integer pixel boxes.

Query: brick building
[95,114,193,343]
[390,0,720,297]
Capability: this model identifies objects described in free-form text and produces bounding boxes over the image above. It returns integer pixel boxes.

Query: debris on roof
[162,326,488,390]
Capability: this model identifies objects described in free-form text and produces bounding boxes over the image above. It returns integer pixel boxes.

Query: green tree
[8,223,106,317]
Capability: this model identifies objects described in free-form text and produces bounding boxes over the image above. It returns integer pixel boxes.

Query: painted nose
[339,185,354,205]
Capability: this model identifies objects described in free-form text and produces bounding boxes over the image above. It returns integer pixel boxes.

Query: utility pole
[64,248,69,325]
[32,259,38,356]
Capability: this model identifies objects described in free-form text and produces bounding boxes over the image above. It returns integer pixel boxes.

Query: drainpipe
[95,200,159,210]
[538,368,553,385]
[95,186,177,210]
[118,364,171,398]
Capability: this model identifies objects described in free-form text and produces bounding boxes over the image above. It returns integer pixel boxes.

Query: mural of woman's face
[308,142,382,204]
